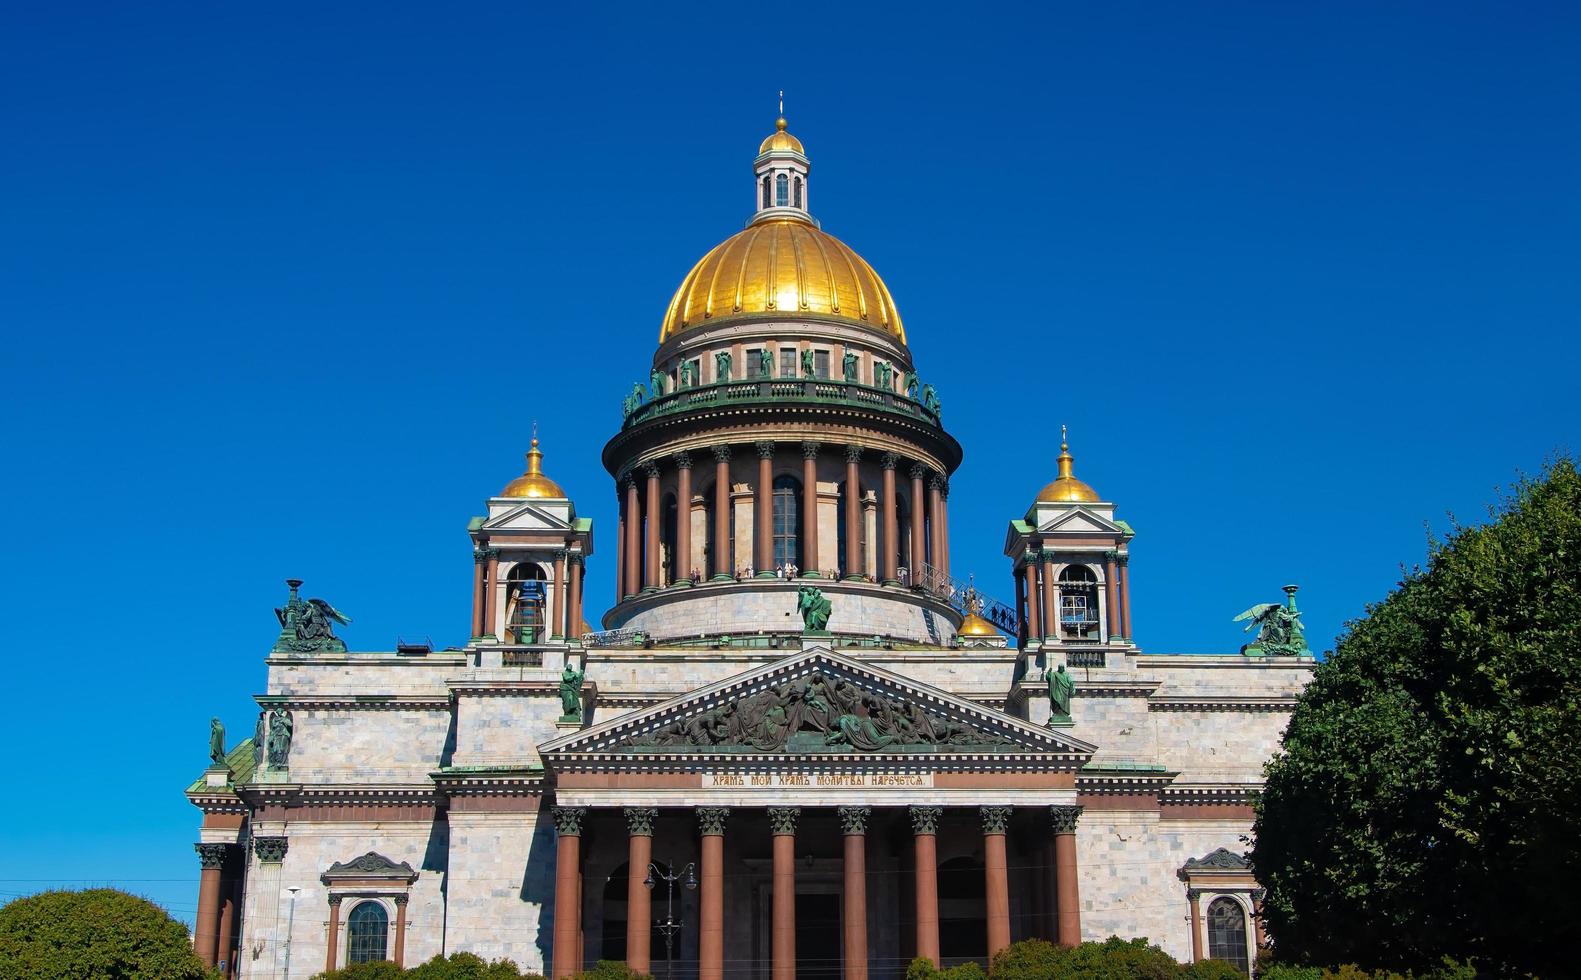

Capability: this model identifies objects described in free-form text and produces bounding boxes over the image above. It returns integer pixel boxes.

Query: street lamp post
[282,886,301,980]
[644,860,697,980]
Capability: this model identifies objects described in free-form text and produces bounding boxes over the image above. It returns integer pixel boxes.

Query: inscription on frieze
[702,771,933,788]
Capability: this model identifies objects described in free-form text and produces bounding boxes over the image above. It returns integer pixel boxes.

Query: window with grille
[747,349,766,379]
[813,350,830,378]
[793,175,803,208]
[775,173,789,206]
[346,901,389,964]
[1206,897,1250,973]
[779,349,797,378]
[772,475,800,569]
[761,176,770,210]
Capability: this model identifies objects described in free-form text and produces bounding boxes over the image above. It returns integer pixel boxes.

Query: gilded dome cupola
[1035,428,1100,504]
[500,438,568,499]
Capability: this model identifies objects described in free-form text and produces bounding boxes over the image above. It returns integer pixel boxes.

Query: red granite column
[193,844,224,967]
[755,442,775,576]
[908,464,926,582]
[567,555,584,640]
[471,549,487,638]
[982,807,1012,959]
[1051,805,1083,946]
[215,861,239,977]
[769,807,800,980]
[840,806,870,980]
[713,446,732,579]
[926,475,944,576]
[802,443,821,576]
[1104,552,1120,642]
[552,807,586,980]
[552,549,568,639]
[1186,889,1203,962]
[880,453,899,585]
[674,452,693,584]
[1119,556,1133,640]
[393,895,409,968]
[1041,554,1058,640]
[625,808,656,973]
[644,462,662,589]
[938,480,951,579]
[697,807,729,980]
[324,895,341,973]
[483,548,500,640]
[1022,560,1041,641]
[910,806,942,968]
[623,476,641,599]
[844,446,864,580]
[615,496,627,604]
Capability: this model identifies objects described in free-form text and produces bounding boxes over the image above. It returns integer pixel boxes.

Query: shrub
[570,962,653,980]
[310,961,406,980]
[1180,960,1246,980]
[408,952,538,979]
[0,888,213,980]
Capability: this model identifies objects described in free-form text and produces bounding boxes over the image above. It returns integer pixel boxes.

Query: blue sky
[1,3,1576,925]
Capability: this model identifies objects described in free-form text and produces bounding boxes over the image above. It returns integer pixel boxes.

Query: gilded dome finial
[1036,424,1100,503]
[500,432,567,498]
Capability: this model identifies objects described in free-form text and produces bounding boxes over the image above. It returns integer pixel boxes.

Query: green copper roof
[468,516,485,531]
[185,737,256,794]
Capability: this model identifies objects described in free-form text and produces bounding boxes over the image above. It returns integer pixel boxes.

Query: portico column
[625,808,657,973]
[567,554,584,640]
[1251,888,1268,953]
[1186,889,1203,962]
[697,807,729,980]
[910,806,942,968]
[552,806,586,980]
[755,442,776,576]
[1041,552,1059,640]
[216,869,238,977]
[483,547,500,640]
[880,453,899,585]
[193,843,226,967]
[908,464,927,581]
[844,446,864,580]
[1104,551,1120,642]
[644,462,662,590]
[324,894,342,973]
[615,492,627,604]
[1119,555,1133,640]
[926,475,944,576]
[471,549,487,638]
[712,446,732,579]
[982,806,1012,959]
[623,475,641,599]
[801,443,821,575]
[769,807,801,980]
[674,452,693,584]
[839,806,871,980]
[393,895,409,968]
[1022,559,1041,642]
[1051,805,1083,946]
[552,549,568,639]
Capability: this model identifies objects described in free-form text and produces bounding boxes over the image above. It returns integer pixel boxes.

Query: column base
[843,574,869,583]
[669,579,695,588]
[802,571,823,579]
[755,571,779,579]
[641,586,661,595]
[556,716,583,730]
[711,574,733,582]
[881,578,901,587]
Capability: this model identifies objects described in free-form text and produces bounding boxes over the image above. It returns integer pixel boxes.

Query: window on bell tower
[761,175,771,210]
[775,173,789,207]
[793,175,803,208]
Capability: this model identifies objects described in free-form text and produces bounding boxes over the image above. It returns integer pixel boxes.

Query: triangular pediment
[540,648,1096,763]
[1038,507,1124,535]
[483,500,574,532]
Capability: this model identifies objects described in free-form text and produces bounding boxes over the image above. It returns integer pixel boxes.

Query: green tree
[0,888,214,980]
[1252,459,1581,976]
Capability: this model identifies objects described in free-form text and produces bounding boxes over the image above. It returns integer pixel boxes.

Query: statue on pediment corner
[273,579,351,653]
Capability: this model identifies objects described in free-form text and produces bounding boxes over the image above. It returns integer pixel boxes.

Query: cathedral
[187,116,1314,980]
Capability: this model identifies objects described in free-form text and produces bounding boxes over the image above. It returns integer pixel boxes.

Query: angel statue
[623,383,647,418]
[273,579,352,653]
[1233,584,1311,657]
[797,585,832,632]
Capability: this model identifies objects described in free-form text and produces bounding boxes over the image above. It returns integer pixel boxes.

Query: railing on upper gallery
[623,377,943,430]
[914,563,1021,638]
[581,627,646,648]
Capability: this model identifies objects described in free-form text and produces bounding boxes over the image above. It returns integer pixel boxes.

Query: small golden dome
[759,117,804,155]
[957,612,999,637]
[500,439,567,499]
[660,219,905,343]
[1036,432,1100,503]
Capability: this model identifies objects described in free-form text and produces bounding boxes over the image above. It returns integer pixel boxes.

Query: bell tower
[1004,429,1134,665]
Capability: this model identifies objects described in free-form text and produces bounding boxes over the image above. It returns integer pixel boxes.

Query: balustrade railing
[623,378,942,429]
[915,563,1021,637]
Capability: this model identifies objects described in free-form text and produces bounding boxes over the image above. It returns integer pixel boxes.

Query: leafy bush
[407,952,539,979]
[569,962,652,980]
[0,888,214,980]
[1179,960,1245,980]
[310,961,405,980]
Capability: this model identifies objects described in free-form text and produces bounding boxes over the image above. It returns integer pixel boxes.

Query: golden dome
[1036,432,1100,503]
[660,219,905,343]
[500,439,567,498]
[759,117,804,155]
[957,612,999,637]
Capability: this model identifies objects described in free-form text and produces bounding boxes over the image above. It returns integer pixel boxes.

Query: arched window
[346,901,389,964]
[775,173,789,207]
[1207,897,1251,973]
[1058,565,1100,639]
[793,175,803,208]
[937,855,986,964]
[761,175,771,209]
[506,563,547,645]
[772,475,801,570]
